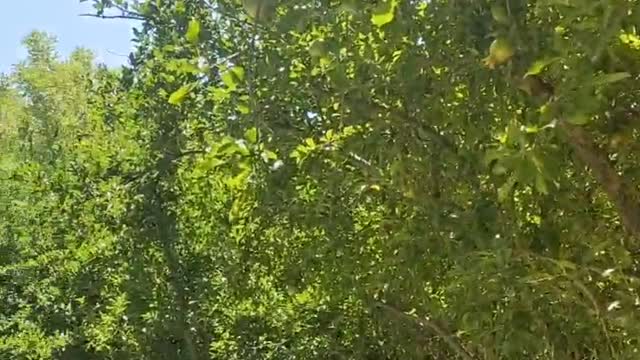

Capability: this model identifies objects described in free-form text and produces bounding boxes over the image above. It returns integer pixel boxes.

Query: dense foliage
[2,0,640,359]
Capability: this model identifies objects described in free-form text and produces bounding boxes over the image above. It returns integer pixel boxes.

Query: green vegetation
[2,0,640,359]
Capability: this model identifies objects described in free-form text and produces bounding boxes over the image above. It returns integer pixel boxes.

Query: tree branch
[79,13,146,21]
[173,149,208,161]
[79,3,146,22]
[375,302,477,360]
[558,120,640,239]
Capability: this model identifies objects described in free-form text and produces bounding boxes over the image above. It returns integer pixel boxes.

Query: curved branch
[559,120,640,238]
[375,302,477,360]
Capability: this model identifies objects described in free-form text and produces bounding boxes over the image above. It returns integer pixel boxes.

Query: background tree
[2,0,640,359]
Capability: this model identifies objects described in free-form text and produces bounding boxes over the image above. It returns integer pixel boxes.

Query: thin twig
[174,149,208,161]
[79,13,145,21]
[106,49,129,57]
[572,280,615,358]
[212,52,240,68]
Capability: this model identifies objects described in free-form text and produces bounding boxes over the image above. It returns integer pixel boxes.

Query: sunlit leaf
[221,67,245,91]
[244,127,258,144]
[371,0,397,27]
[168,83,195,105]
[185,19,201,44]
[231,66,245,81]
[237,103,250,114]
[525,57,561,76]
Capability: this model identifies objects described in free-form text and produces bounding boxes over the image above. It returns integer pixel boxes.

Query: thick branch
[375,302,477,360]
[558,120,640,238]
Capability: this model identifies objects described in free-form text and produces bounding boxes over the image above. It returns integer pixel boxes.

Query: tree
[2,0,640,359]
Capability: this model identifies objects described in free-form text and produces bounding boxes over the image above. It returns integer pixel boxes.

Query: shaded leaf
[566,113,590,125]
[592,72,630,86]
[498,176,517,202]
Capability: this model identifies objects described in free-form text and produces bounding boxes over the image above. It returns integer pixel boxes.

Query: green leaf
[262,150,278,160]
[505,121,523,147]
[11,200,28,207]
[339,0,359,14]
[222,70,238,91]
[217,139,241,156]
[566,113,590,125]
[498,176,517,202]
[211,87,230,101]
[242,0,275,21]
[179,61,199,74]
[490,4,510,24]
[186,19,201,44]
[237,103,250,114]
[592,72,630,86]
[309,41,327,58]
[535,173,549,194]
[325,129,335,140]
[168,83,195,105]
[371,0,397,27]
[484,148,508,167]
[515,155,538,185]
[231,66,245,81]
[244,127,258,144]
[525,57,561,76]
[556,259,576,270]
[222,73,236,89]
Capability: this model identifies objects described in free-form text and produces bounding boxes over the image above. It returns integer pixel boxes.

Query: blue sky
[1,1,136,73]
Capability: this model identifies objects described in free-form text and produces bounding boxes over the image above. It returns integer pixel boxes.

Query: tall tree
[2,0,640,359]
